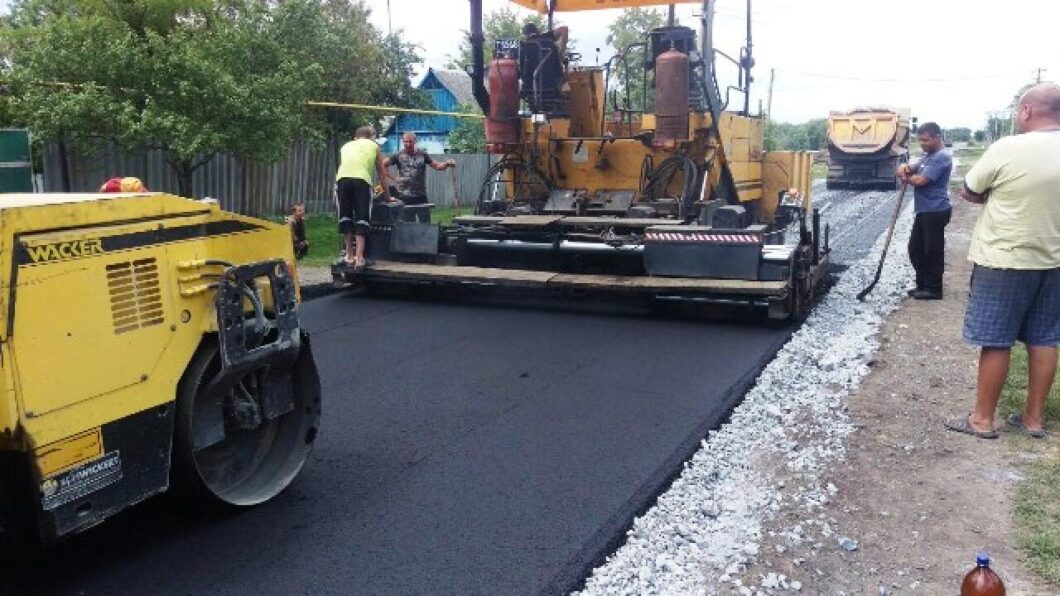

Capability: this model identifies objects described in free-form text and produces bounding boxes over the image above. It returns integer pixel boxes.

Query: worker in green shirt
[335,126,389,269]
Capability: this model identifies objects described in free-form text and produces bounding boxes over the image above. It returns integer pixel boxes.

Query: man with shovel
[896,122,953,300]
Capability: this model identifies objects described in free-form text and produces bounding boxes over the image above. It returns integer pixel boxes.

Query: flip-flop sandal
[944,415,999,439]
[353,257,368,272]
[1007,414,1047,438]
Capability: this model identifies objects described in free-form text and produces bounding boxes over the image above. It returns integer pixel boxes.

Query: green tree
[606,7,664,113]
[984,111,1012,141]
[764,120,785,151]
[943,127,972,143]
[447,103,485,154]
[306,0,427,135]
[448,7,547,72]
[3,0,424,196]
[765,119,826,151]
[802,118,828,151]
[5,0,316,196]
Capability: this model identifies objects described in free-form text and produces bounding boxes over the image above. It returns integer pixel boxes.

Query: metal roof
[427,69,476,107]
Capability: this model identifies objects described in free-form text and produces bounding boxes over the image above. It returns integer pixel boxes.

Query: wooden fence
[42,139,495,217]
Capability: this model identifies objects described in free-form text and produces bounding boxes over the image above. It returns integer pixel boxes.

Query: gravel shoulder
[732,199,1052,594]
[295,263,337,300]
[579,190,1055,594]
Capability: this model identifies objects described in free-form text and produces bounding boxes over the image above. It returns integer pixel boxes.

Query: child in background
[286,203,310,259]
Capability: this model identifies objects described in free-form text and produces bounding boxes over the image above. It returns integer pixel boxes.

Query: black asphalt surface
[4,295,792,596]
[3,185,898,596]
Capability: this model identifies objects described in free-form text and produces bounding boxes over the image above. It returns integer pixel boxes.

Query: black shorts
[336,178,371,235]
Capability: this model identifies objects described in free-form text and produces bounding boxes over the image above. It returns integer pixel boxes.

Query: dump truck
[826,108,911,190]
[333,0,829,320]
[0,192,321,543]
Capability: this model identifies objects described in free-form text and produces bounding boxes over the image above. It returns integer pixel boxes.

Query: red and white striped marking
[644,232,762,244]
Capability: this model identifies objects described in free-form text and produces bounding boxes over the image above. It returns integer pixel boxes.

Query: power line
[774,69,1027,84]
[306,101,483,119]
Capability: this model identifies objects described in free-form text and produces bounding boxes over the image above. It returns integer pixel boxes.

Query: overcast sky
[366,0,1058,129]
[2,0,1053,129]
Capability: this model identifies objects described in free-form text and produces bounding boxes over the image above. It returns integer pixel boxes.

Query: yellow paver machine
[334,0,829,319]
[0,193,321,543]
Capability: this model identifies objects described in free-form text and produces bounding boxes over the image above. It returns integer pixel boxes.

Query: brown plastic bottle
[961,554,1006,596]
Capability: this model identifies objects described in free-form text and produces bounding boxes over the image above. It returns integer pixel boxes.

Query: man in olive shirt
[945,83,1060,439]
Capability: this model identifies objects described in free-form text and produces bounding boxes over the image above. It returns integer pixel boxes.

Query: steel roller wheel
[173,335,321,506]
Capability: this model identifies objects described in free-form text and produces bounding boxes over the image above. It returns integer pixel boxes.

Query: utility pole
[387,0,393,36]
[1034,67,1046,83]
[668,4,676,26]
[766,67,775,120]
[741,0,753,116]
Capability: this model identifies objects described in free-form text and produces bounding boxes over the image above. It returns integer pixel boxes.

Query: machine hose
[642,155,699,220]
[475,156,550,215]
[241,285,270,339]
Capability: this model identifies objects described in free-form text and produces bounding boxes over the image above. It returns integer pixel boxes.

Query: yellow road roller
[0,192,321,543]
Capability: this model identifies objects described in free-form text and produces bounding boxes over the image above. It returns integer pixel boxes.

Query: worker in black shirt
[385,132,455,206]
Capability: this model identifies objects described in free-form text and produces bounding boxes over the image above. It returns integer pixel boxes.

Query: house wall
[383,71,468,153]
[382,134,449,154]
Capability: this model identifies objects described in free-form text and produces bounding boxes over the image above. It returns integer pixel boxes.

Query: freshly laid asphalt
[3,185,899,595]
[4,295,792,596]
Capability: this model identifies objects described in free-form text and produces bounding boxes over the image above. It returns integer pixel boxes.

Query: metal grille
[106,258,164,334]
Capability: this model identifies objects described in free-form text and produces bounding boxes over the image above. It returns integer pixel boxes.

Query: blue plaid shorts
[963,265,1060,348]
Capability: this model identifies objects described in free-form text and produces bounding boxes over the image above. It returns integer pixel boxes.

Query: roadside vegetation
[1005,346,1060,586]
[0,0,425,196]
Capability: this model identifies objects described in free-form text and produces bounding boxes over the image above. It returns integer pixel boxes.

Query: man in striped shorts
[945,83,1060,439]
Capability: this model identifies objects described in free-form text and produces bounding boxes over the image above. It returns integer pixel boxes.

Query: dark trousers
[293,240,309,259]
[908,208,951,293]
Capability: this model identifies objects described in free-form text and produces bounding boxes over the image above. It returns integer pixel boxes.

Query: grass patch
[1014,457,1060,585]
[960,145,986,162]
[1004,345,1060,585]
[299,213,342,267]
[947,145,987,195]
[811,161,828,180]
[432,206,473,225]
[997,346,1060,423]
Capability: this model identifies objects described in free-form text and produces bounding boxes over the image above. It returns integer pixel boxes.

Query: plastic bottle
[961,554,1006,596]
